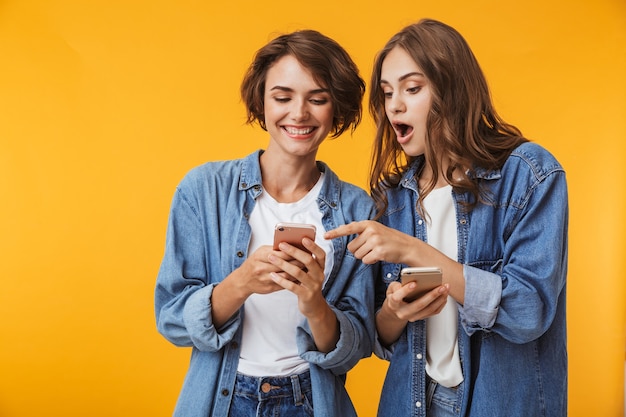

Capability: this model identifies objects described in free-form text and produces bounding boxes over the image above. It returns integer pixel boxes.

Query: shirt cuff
[459,264,501,334]
[182,284,240,351]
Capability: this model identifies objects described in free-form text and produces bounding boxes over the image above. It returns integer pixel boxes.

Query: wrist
[379,297,406,325]
[219,271,250,303]
[400,237,425,266]
[303,297,333,323]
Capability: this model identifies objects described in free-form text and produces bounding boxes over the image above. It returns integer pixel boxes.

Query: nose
[387,93,405,114]
[290,99,309,121]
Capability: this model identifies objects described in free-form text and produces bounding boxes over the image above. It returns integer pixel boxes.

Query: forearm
[211,270,249,328]
[306,301,340,353]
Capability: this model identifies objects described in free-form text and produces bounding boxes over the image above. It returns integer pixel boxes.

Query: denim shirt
[155,150,377,417]
[375,142,568,417]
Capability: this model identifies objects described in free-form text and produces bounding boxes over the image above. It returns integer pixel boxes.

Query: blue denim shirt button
[416,401,422,408]
[236,251,244,257]
[416,353,423,360]
[418,219,423,225]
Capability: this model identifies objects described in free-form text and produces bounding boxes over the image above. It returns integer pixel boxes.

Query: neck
[260,154,321,203]
[418,159,460,189]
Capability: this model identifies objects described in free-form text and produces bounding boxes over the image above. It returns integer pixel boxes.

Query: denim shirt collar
[238,150,341,210]
[400,156,503,194]
[471,166,502,181]
[238,150,264,196]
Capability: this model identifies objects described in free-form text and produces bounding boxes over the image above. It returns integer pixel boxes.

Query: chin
[401,145,424,157]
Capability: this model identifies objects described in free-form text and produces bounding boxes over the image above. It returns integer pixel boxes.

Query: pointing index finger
[324,221,366,240]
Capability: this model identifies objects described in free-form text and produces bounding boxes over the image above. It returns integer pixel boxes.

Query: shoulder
[319,163,375,217]
[322,163,372,200]
[177,158,238,190]
[506,142,565,181]
[480,142,568,209]
[178,151,263,191]
[339,179,373,203]
[185,158,241,179]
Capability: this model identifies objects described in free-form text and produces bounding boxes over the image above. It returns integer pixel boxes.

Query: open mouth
[394,123,413,138]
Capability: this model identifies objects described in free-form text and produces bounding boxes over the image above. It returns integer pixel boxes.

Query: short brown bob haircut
[241,30,365,138]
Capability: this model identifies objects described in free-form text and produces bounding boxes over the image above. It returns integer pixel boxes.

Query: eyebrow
[380,72,425,84]
[269,86,330,94]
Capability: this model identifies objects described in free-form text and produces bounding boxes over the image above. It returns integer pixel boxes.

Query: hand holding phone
[400,267,443,302]
[273,223,316,252]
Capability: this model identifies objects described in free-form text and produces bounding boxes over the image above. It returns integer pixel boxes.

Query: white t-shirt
[237,173,334,376]
[422,184,464,388]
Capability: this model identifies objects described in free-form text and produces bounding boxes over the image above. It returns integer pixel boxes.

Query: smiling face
[263,54,334,159]
[380,46,432,157]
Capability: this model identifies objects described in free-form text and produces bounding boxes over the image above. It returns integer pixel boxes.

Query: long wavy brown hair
[369,19,528,219]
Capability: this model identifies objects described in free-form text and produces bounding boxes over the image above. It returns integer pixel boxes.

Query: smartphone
[273,223,316,252]
[400,266,443,302]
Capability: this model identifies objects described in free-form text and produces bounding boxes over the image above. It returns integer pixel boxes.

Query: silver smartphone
[273,223,316,252]
[400,266,443,302]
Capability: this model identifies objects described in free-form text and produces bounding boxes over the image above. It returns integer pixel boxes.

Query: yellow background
[1,1,624,416]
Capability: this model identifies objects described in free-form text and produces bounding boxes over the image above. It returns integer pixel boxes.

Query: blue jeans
[426,375,461,417]
[228,370,313,417]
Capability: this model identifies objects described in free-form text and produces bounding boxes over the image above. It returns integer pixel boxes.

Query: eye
[274,96,290,103]
[382,89,393,99]
[407,86,421,94]
[310,98,329,105]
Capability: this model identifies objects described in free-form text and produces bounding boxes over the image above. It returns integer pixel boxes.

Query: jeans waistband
[235,370,312,404]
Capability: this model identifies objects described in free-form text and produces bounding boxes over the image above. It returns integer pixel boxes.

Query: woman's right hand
[234,245,303,297]
[210,245,303,328]
[375,280,449,346]
[325,220,422,265]
[326,220,465,305]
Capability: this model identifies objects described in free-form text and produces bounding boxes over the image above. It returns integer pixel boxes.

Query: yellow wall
[1,1,624,416]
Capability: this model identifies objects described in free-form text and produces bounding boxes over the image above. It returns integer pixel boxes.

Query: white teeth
[285,126,314,135]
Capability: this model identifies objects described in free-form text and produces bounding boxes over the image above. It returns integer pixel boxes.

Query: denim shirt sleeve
[460,159,568,344]
[181,285,240,350]
[372,323,395,361]
[296,260,376,375]
[460,265,502,330]
[155,185,240,351]
[296,307,361,373]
